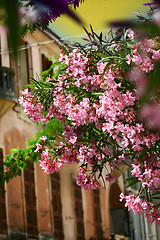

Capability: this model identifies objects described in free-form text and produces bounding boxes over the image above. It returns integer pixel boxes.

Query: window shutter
[24,162,38,238]
[73,182,85,240]
[51,172,64,240]
[0,148,7,234]
[93,189,102,238]
[19,42,32,91]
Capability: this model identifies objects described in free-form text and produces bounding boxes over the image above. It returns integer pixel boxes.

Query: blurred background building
[0,0,160,239]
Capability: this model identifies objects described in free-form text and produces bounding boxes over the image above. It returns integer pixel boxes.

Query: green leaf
[125,177,138,182]
[125,177,139,189]
[152,196,160,199]
[125,181,138,189]
[151,191,160,196]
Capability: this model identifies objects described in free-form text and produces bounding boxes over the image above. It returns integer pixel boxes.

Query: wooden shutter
[73,182,85,240]
[0,148,7,234]
[24,162,38,238]
[25,43,33,79]
[51,172,64,240]
[93,189,102,238]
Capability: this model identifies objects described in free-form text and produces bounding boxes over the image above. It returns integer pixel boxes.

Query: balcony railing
[0,66,17,117]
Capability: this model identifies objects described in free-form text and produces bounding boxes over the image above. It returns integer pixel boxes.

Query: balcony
[0,66,17,117]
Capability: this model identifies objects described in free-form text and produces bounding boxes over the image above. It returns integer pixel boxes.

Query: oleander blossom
[120,193,160,226]
[19,89,48,124]
[40,149,63,174]
[76,167,100,190]
[19,31,160,225]
[140,103,160,131]
[131,163,160,189]
[126,37,160,97]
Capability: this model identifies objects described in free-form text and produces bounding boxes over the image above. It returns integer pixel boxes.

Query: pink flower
[105,173,116,183]
[132,55,142,66]
[40,149,63,174]
[141,57,154,73]
[140,103,160,131]
[153,178,160,188]
[126,54,132,65]
[76,168,100,190]
[128,68,148,97]
[119,193,125,202]
[97,62,107,74]
[131,164,141,178]
[115,45,121,51]
[40,136,47,142]
[34,143,43,152]
[19,89,48,124]
[127,29,135,39]
[152,49,160,61]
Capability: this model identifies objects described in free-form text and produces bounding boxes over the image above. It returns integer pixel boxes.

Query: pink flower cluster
[19,89,48,124]
[20,48,158,180]
[34,136,64,174]
[126,37,160,98]
[126,38,160,73]
[140,103,160,131]
[19,37,160,224]
[40,149,63,174]
[126,35,160,133]
[131,162,160,189]
[76,167,100,190]
[120,193,160,226]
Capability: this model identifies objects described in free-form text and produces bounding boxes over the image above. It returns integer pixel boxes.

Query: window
[93,188,102,238]
[50,172,64,240]
[0,148,7,234]
[109,182,130,237]
[42,54,52,73]
[24,162,38,238]
[73,182,85,240]
[18,42,33,91]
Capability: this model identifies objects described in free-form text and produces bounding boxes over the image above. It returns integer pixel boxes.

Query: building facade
[0,29,130,240]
